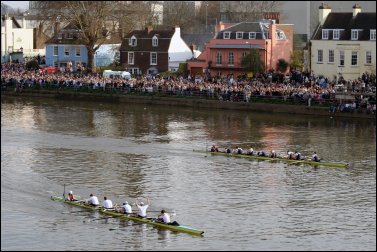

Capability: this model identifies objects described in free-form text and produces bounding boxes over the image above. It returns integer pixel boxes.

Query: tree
[241,48,264,73]
[221,1,280,22]
[34,1,154,73]
[276,59,289,72]
[290,50,304,71]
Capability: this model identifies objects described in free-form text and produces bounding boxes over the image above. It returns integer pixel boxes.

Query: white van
[103,70,131,79]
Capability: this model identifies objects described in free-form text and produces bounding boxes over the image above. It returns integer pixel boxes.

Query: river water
[1,96,375,251]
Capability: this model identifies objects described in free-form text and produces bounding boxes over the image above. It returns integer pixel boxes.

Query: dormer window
[371,29,376,40]
[322,30,329,39]
[351,30,359,40]
[333,29,340,40]
[67,33,73,39]
[223,32,231,39]
[236,32,243,39]
[152,35,158,47]
[57,33,63,39]
[129,35,137,46]
[249,32,256,39]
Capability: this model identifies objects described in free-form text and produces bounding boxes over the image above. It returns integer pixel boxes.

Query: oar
[63,184,66,200]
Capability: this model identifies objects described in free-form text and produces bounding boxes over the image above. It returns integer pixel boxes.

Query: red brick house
[120,26,192,75]
[187,20,293,78]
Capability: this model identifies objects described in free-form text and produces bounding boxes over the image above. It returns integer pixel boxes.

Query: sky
[2,1,29,10]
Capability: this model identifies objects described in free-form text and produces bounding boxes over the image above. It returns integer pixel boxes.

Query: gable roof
[120,28,175,52]
[215,21,267,40]
[313,12,376,40]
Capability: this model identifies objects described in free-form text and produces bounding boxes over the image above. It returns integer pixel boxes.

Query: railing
[1,79,375,115]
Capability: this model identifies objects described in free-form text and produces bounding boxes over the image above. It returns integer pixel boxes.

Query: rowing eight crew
[210,144,320,162]
[67,194,177,225]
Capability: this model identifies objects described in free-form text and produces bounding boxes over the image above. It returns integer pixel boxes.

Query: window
[128,52,134,65]
[53,46,58,56]
[366,51,372,64]
[249,32,256,39]
[67,33,73,39]
[371,29,376,40]
[317,49,323,63]
[150,52,157,65]
[228,52,234,65]
[328,50,334,63]
[64,47,69,56]
[339,50,344,66]
[223,32,231,39]
[333,30,340,40]
[129,36,137,46]
[57,33,62,39]
[236,32,243,39]
[242,51,247,58]
[351,51,358,66]
[322,29,329,39]
[351,30,358,40]
[216,51,222,65]
[75,47,81,57]
[152,36,158,47]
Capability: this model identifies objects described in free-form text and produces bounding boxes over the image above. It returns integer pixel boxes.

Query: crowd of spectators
[1,62,376,115]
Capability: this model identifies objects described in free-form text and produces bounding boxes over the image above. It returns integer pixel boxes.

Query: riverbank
[1,89,375,120]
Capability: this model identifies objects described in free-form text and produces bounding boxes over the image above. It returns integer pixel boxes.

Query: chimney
[146,25,153,34]
[174,25,180,37]
[353,4,361,17]
[318,3,331,25]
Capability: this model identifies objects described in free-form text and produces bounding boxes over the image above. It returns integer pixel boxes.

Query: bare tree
[221,1,280,23]
[33,1,155,72]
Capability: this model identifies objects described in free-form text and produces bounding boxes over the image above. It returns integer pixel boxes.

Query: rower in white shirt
[136,197,150,218]
[102,196,113,209]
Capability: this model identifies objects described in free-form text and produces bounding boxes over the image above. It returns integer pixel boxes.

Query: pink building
[187,20,293,78]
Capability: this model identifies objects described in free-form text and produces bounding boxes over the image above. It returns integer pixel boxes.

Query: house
[119,26,193,75]
[1,14,34,63]
[310,3,376,81]
[45,21,121,71]
[186,20,293,78]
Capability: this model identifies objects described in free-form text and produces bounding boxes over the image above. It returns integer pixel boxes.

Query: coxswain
[312,152,320,162]
[68,191,76,201]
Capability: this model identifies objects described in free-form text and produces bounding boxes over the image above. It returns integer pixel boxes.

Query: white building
[310,4,376,81]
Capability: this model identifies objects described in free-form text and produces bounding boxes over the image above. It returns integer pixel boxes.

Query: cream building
[310,4,376,81]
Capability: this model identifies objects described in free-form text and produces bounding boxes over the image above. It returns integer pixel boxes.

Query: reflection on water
[1,96,376,251]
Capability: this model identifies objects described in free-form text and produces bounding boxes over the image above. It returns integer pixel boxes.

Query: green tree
[276,58,289,72]
[290,50,304,70]
[241,48,264,73]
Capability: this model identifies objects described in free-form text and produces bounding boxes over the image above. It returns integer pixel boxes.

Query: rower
[136,197,150,218]
[247,147,254,156]
[210,144,219,152]
[257,151,266,157]
[119,201,133,214]
[234,146,243,154]
[269,150,277,158]
[87,194,99,206]
[157,209,171,224]
[226,147,231,153]
[294,151,301,160]
[287,150,295,159]
[312,152,320,162]
[102,196,113,209]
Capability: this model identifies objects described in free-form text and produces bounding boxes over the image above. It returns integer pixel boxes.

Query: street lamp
[205,2,208,33]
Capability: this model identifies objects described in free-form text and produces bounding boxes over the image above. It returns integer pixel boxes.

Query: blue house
[45,22,121,71]
[45,22,88,71]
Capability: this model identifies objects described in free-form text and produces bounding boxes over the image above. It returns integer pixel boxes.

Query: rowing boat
[193,149,349,168]
[50,196,204,236]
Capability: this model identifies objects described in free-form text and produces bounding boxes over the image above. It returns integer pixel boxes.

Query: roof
[209,44,263,49]
[215,22,267,40]
[313,12,376,40]
[181,33,214,51]
[120,27,175,52]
